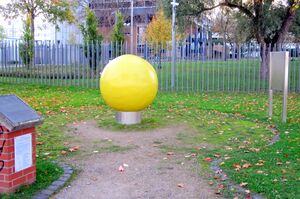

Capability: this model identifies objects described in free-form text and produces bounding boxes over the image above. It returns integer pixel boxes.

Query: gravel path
[53,121,223,199]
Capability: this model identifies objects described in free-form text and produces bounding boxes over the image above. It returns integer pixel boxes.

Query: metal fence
[0,40,299,93]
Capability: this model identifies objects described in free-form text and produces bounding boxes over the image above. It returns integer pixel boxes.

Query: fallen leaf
[118,165,124,172]
[242,163,251,168]
[257,170,264,174]
[177,183,184,188]
[249,148,260,152]
[37,142,44,145]
[59,107,67,113]
[233,164,241,168]
[224,146,232,150]
[243,140,251,145]
[233,164,241,171]
[214,154,221,158]
[61,150,67,155]
[204,157,213,162]
[73,146,80,150]
[245,190,251,194]
[219,162,225,166]
[255,163,264,166]
[218,184,224,189]
[240,182,248,187]
[167,152,174,155]
[69,146,80,152]
[123,163,129,167]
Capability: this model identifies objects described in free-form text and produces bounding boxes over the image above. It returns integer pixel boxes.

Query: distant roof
[0,95,43,131]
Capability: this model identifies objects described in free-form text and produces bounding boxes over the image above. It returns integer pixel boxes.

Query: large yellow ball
[100,54,158,112]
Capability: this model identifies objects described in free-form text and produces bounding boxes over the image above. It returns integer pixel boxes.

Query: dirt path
[53,121,223,199]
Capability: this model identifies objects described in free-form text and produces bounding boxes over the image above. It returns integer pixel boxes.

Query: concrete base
[116,112,141,125]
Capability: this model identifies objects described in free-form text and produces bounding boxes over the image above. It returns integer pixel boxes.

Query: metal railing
[0,40,299,93]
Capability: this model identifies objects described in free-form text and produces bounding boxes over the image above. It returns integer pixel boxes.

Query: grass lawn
[0,82,299,198]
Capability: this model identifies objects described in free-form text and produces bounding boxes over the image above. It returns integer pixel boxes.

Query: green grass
[0,159,63,199]
[0,82,299,198]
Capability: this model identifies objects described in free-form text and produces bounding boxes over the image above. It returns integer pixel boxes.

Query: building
[0,0,83,44]
[89,0,157,53]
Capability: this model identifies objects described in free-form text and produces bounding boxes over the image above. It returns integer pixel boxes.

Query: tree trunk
[260,43,269,80]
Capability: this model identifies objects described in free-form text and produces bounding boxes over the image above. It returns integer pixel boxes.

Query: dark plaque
[0,95,43,131]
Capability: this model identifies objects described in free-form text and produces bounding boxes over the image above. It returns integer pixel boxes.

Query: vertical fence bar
[211,43,214,91]
[96,42,100,89]
[261,44,266,92]
[91,42,95,88]
[233,43,236,92]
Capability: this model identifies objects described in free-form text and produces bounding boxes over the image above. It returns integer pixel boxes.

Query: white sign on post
[269,51,289,123]
[14,134,32,172]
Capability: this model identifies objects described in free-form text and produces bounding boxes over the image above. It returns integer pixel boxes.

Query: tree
[112,11,125,56]
[19,15,34,69]
[0,0,75,41]
[144,9,172,68]
[80,8,103,70]
[212,9,251,45]
[212,8,252,60]
[162,0,300,79]
[0,25,5,40]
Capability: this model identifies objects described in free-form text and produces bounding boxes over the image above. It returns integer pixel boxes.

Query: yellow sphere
[100,54,158,112]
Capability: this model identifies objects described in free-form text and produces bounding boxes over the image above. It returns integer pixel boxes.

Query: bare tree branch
[201,1,255,19]
[274,0,300,43]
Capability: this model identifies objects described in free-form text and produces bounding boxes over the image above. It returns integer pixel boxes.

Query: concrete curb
[32,163,73,199]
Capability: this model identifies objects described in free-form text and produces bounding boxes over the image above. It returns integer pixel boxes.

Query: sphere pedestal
[116,112,141,125]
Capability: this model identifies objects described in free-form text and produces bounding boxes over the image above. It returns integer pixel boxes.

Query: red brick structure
[0,126,37,193]
[0,95,43,194]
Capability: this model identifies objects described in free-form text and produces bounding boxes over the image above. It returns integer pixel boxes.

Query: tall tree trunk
[260,43,269,80]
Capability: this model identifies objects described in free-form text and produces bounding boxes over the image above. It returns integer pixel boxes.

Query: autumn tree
[19,15,34,69]
[0,0,75,41]
[145,10,172,68]
[112,11,125,56]
[80,8,103,70]
[162,0,300,79]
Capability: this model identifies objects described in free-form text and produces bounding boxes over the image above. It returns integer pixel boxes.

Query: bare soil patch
[53,121,223,199]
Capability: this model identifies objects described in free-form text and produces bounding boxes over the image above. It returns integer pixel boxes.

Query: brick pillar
[0,126,36,193]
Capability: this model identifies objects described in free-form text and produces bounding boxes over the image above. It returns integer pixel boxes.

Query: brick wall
[0,126,36,193]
